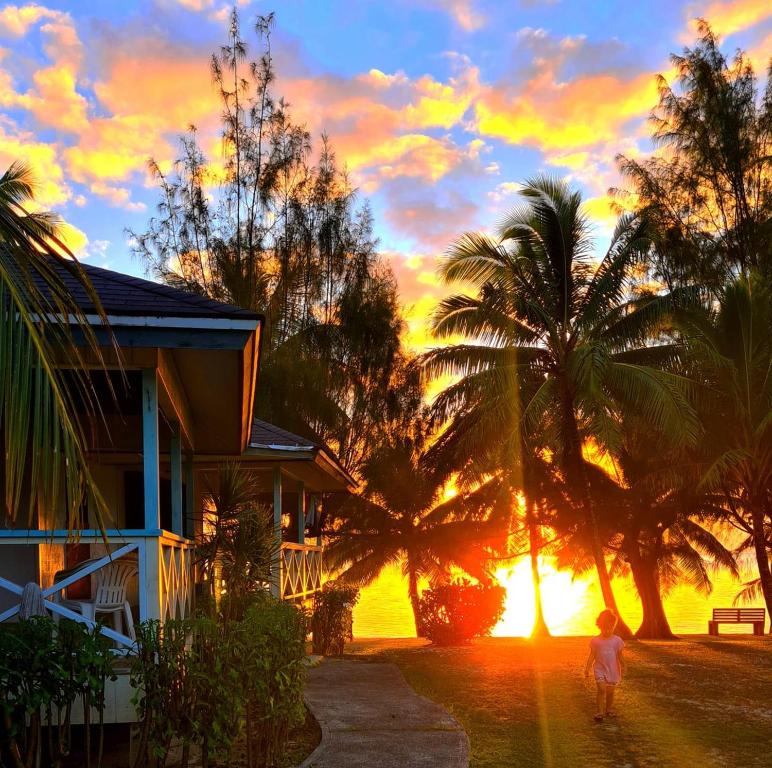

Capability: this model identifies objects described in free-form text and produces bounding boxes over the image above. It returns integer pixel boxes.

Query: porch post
[271,468,282,598]
[297,481,306,545]
[170,423,183,536]
[142,369,162,620]
[185,453,195,539]
[142,369,160,530]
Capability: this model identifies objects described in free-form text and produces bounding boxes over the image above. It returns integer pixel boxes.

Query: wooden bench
[708,608,766,636]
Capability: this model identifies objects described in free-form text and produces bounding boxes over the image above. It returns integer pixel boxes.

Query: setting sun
[494,560,592,637]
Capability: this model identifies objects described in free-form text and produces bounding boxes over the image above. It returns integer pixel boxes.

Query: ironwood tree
[130,9,406,474]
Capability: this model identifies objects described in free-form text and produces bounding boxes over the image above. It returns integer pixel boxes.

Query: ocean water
[352,561,762,638]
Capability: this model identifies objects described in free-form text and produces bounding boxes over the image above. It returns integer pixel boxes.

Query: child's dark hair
[596,609,618,632]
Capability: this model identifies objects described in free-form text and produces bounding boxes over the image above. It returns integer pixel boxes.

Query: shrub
[0,617,115,768]
[131,595,307,768]
[311,583,359,655]
[418,581,506,646]
[131,618,241,768]
[130,620,192,768]
[240,593,307,767]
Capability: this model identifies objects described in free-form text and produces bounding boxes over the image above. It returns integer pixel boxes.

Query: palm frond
[0,162,113,530]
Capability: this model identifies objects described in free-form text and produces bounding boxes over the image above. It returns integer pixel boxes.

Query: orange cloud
[0,119,72,207]
[92,47,219,134]
[747,32,772,72]
[280,62,479,189]
[2,8,87,133]
[16,66,88,133]
[65,114,172,184]
[0,3,58,36]
[474,68,662,152]
[688,0,772,37]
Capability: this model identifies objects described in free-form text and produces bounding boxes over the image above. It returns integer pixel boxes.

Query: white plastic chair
[59,561,137,642]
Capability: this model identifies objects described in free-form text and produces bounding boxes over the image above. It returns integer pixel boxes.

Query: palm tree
[0,162,109,529]
[678,274,772,624]
[198,463,277,621]
[423,176,699,637]
[607,419,737,638]
[326,424,507,635]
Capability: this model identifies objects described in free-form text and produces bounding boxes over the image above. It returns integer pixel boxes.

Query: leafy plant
[0,618,114,768]
[241,594,307,767]
[130,620,192,768]
[418,581,506,646]
[131,598,307,768]
[197,463,277,621]
[311,583,359,655]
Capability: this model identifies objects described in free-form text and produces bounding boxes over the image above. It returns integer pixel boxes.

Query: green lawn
[348,636,772,768]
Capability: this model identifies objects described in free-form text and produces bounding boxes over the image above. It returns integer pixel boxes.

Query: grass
[348,636,772,768]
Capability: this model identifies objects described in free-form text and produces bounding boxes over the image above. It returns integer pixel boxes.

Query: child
[584,608,625,722]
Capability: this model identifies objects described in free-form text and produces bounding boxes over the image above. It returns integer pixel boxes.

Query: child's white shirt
[590,634,624,683]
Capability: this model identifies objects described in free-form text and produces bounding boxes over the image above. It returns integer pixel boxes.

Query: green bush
[130,620,197,768]
[0,617,115,768]
[418,581,506,646]
[131,618,241,768]
[311,583,359,656]
[240,593,307,767]
[131,594,307,768]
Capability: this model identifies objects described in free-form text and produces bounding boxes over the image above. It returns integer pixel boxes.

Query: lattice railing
[0,529,194,650]
[280,543,323,601]
[159,533,193,622]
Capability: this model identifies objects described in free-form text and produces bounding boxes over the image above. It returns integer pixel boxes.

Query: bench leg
[708,621,718,636]
[754,622,764,636]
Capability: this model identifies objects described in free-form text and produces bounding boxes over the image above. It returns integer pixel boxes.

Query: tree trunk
[561,396,632,638]
[629,552,676,639]
[749,506,772,632]
[527,506,550,639]
[407,564,422,638]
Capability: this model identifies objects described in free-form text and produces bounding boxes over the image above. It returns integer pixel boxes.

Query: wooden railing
[159,531,193,622]
[280,542,322,601]
[0,529,193,650]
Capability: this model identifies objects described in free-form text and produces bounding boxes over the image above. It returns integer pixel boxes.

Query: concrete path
[299,658,469,768]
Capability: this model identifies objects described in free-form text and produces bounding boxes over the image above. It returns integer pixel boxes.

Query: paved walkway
[299,658,469,768]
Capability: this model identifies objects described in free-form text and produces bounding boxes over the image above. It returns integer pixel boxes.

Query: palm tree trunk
[629,550,676,639]
[562,399,632,638]
[407,563,423,638]
[527,506,550,638]
[749,505,772,632]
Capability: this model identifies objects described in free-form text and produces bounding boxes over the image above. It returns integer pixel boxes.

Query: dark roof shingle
[54,261,261,320]
[249,419,316,450]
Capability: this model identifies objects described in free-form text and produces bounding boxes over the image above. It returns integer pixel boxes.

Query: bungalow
[0,262,354,719]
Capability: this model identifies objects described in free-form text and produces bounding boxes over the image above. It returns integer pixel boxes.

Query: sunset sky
[1,0,770,350]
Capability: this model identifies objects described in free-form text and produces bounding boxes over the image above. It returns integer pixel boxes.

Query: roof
[249,419,317,451]
[48,260,262,321]
[248,418,357,490]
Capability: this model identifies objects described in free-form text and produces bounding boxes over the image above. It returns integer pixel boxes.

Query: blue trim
[297,481,305,545]
[170,424,183,536]
[142,369,160,530]
[72,327,252,350]
[185,454,195,539]
[0,529,190,539]
[271,468,282,598]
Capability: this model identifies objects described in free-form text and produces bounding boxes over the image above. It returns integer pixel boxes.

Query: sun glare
[494,559,591,637]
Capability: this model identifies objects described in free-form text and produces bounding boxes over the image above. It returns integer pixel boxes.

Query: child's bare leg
[605,686,617,713]
[595,682,607,718]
